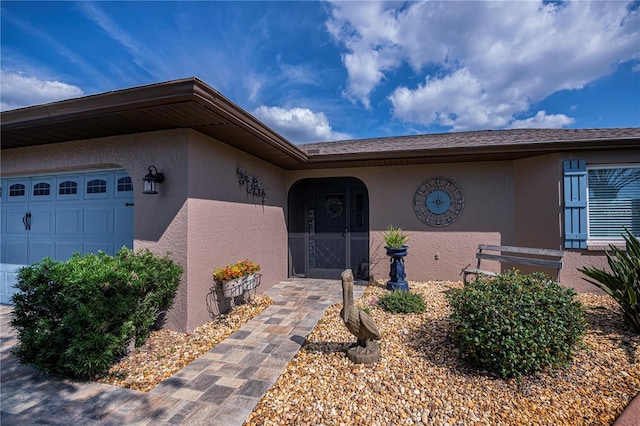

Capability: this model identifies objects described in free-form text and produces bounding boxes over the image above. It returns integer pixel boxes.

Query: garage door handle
[23,212,31,230]
[124,203,134,207]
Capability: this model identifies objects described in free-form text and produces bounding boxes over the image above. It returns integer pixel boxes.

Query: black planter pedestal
[385,245,409,292]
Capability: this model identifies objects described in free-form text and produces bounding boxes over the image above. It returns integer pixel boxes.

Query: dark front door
[288,177,369,279]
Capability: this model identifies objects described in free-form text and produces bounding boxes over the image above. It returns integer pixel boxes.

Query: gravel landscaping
[245,280,639,426]
[94,280,638,425]
[96,294,273,392]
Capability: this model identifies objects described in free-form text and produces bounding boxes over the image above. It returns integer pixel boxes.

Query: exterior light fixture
[142,166,164,194]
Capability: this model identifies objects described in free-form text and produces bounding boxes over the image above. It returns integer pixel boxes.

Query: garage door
[0,169,134,304]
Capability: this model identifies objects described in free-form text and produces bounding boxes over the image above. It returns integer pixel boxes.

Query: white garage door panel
[30,241,54,262]
[0,265,22,304]
[56,209,83,233]
[55,242,84,260]
[84,207,113,234]
[5,210,28,234]
[115,207,134,235]
[0,169,134,304]
[84,242,113,254]
[4,241,28,264]
[30,208,55,234]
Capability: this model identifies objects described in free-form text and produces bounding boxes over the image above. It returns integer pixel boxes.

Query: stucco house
[2,77,639,332]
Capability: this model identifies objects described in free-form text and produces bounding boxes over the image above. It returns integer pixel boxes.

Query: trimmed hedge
[10,248,182,379]
[447,270,587,378]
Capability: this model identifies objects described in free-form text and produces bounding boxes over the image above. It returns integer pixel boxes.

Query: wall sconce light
[142,166,164,194]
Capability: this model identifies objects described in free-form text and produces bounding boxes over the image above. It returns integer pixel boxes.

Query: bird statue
[340,269,381,364]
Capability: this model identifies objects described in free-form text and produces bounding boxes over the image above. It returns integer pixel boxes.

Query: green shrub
[580,228,640,334]
[10,248,182,379]
[447,270,587,378]
[378,290,426,314]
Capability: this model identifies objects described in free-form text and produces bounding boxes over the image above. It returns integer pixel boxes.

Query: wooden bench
[462,244,565,285]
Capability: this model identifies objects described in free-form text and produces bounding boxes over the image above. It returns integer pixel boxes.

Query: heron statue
[340,269,381,364]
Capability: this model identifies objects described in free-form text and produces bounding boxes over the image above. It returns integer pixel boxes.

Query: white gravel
[245,280,640,426]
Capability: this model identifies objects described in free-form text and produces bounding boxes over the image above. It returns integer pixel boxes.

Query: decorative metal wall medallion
[413,177,464,227]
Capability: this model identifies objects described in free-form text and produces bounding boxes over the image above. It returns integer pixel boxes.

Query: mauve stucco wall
[288,161,515,283]
[512,154,566,279]
[184,131,288,331]
[290,149,640,292]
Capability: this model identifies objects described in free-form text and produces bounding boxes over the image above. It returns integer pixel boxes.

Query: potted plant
[383,225,409,292]
[213,262,245,298]
[213,259,261,297]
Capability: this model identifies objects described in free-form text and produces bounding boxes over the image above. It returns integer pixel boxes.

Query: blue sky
[1,1,639,144]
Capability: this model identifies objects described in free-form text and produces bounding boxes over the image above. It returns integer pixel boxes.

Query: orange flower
[213,259,260,283]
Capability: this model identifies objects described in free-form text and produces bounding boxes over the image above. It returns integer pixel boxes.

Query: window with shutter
[587,166,640,241]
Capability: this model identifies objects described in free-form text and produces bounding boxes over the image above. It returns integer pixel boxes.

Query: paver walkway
[0,278,364,425]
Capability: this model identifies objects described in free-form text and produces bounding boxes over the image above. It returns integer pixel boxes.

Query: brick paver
[0,278,364,425]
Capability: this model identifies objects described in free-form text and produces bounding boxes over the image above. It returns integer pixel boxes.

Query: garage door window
[117,177,133,192]
[59,181,78,195]
[33,183,50,196]
[9,184,25,197]
[87,179,107,194]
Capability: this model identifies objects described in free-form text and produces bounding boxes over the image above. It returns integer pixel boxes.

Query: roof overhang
[0,77,308,169]
[2,78,639,170]
[299,137,640,169]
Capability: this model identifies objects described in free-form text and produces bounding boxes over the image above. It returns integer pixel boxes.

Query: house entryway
[0,169,134,304]
[287,177,369,280]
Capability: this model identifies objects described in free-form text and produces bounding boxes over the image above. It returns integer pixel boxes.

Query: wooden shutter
[563,160,587,248]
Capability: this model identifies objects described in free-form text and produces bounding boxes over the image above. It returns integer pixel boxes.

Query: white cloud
[1,7,114,89]
[79,3,149,72]
[341,49,394,109]
[389,68,521,130]
[245,74,264,103]
[508,111,575,129]
[253,106,351,144]
[326,1,402,108]
[279,63,322,87]
[327,0,640,130]
[77,2,173,82]
[0,71,84,111]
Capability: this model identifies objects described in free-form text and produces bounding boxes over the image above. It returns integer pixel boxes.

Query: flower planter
[222,278,244,298]
[244,273,256,291]
[385,245,409,292]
